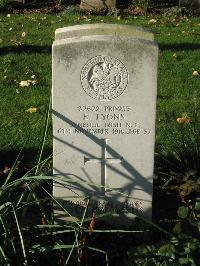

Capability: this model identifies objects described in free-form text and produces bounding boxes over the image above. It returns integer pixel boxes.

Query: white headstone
[55,24,154,41]
[52,24,158,223]
[80,0,116,11]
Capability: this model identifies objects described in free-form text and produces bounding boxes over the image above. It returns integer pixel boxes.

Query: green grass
[0,12,200,163]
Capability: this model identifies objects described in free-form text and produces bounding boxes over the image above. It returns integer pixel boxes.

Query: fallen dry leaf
[176,117,191,124]
[192,70,199,76]
[19,80,30,87]
[172,53,177,59]
[3,166,10,174]
[148,19,157,24]
[26,107,37,113]
[21,32,26,37]
[31,80,37,85]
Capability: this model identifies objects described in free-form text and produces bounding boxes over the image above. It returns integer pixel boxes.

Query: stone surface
[181,0,200,9]
[52,24,158,223]
[55,24,154,41]
[80,0,116,10]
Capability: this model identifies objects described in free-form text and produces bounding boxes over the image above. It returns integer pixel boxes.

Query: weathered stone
[80,0,116,11]
[55,24,154,41]
[181,0,200,9]
[52,24,158,223]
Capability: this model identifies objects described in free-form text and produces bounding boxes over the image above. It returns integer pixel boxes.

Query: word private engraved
[81,55,129,101]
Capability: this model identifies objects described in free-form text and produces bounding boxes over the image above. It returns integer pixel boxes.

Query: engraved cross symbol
[84,139,123,194]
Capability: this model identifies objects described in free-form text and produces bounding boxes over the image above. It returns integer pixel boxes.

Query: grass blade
[64,238,77,265]
[41,186,81,227]
[10,203,27,264]
[0,245,11,266]
[3,149,23,186]
[35,94,52,175]
[88,246,109,266]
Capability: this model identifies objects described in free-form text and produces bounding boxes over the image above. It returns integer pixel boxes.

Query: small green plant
[174,197,200,235]
[128,229,200,265]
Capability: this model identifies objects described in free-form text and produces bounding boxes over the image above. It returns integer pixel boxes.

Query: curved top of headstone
[53,35,157,50]
[55,23,154,41]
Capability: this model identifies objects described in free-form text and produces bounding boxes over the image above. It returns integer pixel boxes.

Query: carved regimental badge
[81,55,129,101]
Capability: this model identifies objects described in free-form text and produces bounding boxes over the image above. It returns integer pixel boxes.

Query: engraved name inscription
[57,104,151,136]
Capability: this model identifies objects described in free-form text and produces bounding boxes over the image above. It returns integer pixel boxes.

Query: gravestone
[53,24,158,223]
[181,0,200,9]
[55,24,154,41]
[80,0,116,11]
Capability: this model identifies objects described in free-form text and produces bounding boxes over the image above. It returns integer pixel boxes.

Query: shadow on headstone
[52,107,154,224]
[52,24,158,224]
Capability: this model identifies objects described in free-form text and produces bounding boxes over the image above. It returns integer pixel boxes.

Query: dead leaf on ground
[19,80,31,87]
[176,117,191,124]
[19,78,37,87]
[172,53,177,59]
[3,166,11,174]
[148,19,157,24]
[26,107,38,113]
[192,70,199,76]
[31,80,37,85]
